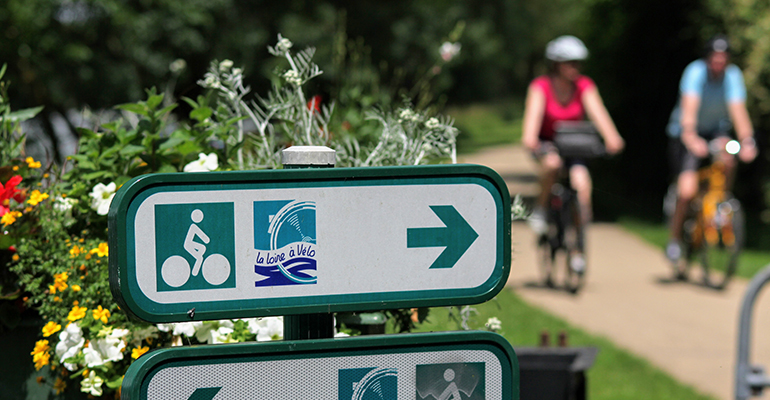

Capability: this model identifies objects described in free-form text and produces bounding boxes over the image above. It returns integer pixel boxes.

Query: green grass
[411,288,716,400]
[447,99,523,155]
[619,217,770,279]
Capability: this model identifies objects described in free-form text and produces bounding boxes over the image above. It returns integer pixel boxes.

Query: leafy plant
[7,34,462,398]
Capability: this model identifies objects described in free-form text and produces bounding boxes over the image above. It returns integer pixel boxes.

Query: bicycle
[669,139,745,289]
[537,121,606,293]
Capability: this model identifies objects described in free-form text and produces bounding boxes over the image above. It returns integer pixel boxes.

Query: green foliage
[4,34,462,397]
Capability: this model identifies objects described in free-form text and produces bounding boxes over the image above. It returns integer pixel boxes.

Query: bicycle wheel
[700,198,743,289]
[537,233,556,288]
[563,193,585,294]
[675,216,699,281]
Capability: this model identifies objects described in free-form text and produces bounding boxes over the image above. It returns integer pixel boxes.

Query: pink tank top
[532,75,595,140]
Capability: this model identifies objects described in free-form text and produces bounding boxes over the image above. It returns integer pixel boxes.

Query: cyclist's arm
[522,84,546,151]
[582,86,624,154]
[728,101,757,162]
[679,93,708,157]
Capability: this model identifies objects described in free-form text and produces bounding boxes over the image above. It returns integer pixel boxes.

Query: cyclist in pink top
[522,35,625,270]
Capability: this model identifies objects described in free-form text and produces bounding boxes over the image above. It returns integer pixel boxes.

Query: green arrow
[188,387,222,400]
[407,205,478,269]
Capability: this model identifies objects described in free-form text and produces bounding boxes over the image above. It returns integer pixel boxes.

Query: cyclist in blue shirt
[666,34,757,263]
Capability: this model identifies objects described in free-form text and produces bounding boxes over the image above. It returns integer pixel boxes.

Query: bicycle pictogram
[161,209,231,287]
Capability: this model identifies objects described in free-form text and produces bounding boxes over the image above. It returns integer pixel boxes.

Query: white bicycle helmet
[545,35,589,62]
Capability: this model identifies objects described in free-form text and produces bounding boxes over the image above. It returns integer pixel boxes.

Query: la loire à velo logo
[154,200,317,291]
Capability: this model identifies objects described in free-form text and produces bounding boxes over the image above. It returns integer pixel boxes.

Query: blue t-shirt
[667,59,747,138]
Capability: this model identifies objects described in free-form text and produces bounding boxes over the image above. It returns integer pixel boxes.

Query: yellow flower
[23,207,32,213]
[71,284,81,292]
[52,272,68,292]
[92,305,110,324]
[131,346,150,359]
[27,190,49,206]
[11,254,19,261]
[67,305,87,322]
[1,211,22,227]
[12,165,18,171]
[26,157,41,169]
[30,340,51,370]
[53,378,66,395]
[33,352,50,370]
[69,245,83,258]
[73,300,79,306]
[48,285,56,295]
[53,296,61,302]
[42,321,62,337]
[90,242,109,258]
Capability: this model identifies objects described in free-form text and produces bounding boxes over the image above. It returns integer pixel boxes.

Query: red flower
[0,175,24,216]
[307,95,322,114]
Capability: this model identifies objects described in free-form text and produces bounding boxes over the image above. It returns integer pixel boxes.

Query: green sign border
[122,331,518,400]
[109,164,511,322]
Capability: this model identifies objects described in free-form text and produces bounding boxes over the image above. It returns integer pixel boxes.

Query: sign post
[121,331,518,400]
[280,146,337,340]
[109,163,510,322]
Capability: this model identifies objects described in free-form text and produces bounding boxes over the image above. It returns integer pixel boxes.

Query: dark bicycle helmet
[705,34,731,54]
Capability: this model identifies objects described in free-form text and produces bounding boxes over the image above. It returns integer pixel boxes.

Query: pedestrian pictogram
[416,363,485,400]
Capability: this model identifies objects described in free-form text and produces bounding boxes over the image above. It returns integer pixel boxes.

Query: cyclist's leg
[568,161,590,272]
[530,143,562,234]
[668,152,699,261]
[568,162,592,226]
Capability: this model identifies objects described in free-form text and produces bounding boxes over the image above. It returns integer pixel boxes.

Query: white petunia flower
[130,326,159,347]
[194,321,219,344]
[256,317,283,341]
[89,182,116,216]
[80,370,104,397]
[84,334,126,367]
[183,153,219,172]
[55,323,84,371]
[172,322,201,337]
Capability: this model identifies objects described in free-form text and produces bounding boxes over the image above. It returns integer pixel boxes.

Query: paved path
[460,145,770,400]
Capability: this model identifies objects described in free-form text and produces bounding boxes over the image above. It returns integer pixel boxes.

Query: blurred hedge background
[2,0,769,244]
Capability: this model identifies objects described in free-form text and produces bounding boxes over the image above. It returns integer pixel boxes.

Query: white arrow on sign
[109,165,510,322]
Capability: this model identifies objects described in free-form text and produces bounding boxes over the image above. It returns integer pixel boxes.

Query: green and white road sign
[121,331,518,400]
[109,165,510,322]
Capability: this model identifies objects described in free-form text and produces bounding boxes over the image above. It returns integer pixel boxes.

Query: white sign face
[110,166,510,321]
[120,332,517,400]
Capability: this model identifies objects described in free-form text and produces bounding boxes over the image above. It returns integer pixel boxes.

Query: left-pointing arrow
[188,387,222,400]
[407,205,478,269]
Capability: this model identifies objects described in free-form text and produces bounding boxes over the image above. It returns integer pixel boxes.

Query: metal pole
[281,146,336,340]
[735,264,770,399]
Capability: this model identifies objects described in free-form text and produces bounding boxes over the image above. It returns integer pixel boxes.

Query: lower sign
[121,332,518,400]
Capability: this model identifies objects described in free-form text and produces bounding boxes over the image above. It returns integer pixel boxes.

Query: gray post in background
[735,264,770,399]
[281,146,336,340]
